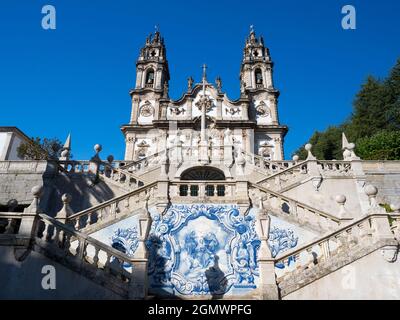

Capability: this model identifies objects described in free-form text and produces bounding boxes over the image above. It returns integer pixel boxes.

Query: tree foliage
[17,137,63,160]
[294,59,400,160]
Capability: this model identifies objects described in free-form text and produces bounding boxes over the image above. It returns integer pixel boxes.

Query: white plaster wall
[0,132,9,160]
[8,135,23,160]
[284,249,400,300]
[283,178,363,219]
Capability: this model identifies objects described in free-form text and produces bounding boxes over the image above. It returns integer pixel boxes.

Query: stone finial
[24,185,43,213]
[292,155,299,162]
[107,155,114,164]
[335,194,347,218]
[305,143,316,160]
[60,134,71,160]
[56,193,74,222]
[187,76,194,91]
[342,133,360,160]
[365,185,378,207]
[7,199,18,212]
[90,144,102,162]
[94,144,102,154]
[215,76,222,92]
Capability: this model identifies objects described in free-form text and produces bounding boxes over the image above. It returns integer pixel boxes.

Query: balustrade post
[20,186,43,239]
[89,144,102,182]
[56,193,74,224]
[254,199,279,299]
[130,210,151,299]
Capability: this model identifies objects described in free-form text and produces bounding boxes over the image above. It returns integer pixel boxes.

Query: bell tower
[134,30,170,91]
[240,26,274,91]
[240,27,287,160]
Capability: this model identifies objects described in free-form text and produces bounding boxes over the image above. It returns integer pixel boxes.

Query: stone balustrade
[317,160,353,176]
[36,213,147,298]
[169,181,237,202]
[67,182,158,231]
[257,161,309,190]
[58,160,147,190]
[0,212,22,234]
[241,150,295,173]
[250,183,347,231]
[274,213,400,282]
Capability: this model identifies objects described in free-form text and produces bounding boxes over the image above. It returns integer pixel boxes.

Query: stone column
[89,144,102,182]
[255,200,279,299]
[130,210,152,299]
[186,98,193,119]
[269,96,278,125]
[216,97,223,120]
[55,193,74,224]
[20,185,43,239]
[130,97,140,124]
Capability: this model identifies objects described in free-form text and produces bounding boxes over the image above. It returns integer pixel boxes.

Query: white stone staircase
[273,212,400,298]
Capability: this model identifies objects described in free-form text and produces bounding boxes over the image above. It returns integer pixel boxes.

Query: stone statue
[187,76,194,91]
[215,76,222,91]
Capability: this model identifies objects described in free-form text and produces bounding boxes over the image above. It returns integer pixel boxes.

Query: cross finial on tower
[250,24,254,34]
[202,63,207,82]
[154,24,159,33]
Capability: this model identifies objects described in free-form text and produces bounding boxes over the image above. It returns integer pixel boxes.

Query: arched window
[255,68,263,86]
[181,167,225,180]
[145,69,154,85]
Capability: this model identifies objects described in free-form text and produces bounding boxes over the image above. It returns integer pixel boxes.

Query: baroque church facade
[1,30,400,300]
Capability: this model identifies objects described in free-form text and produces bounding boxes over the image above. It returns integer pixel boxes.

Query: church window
[190,185,199,197]
[179,185,188,196]
[145,69,154,85]
[206,185,215,197]
[216,185,225,196]
[255,68,263,85]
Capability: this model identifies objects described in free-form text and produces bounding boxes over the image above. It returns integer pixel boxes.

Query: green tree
[356,130,400,160]
[293,59,400,160]
[17,137,63,160]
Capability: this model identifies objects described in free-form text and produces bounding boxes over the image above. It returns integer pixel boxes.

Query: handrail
[274,212,400,263]
[250,182,343,223]
[39,213,135,263]
[256,160,309,185]
[67,181,158,221]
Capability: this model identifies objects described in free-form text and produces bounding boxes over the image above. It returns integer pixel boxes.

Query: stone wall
[0,246,122,299]
[283,248,400,300]
[363,161,400,206]
[0,160,124,216]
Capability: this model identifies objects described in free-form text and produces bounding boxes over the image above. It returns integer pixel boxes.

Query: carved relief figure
[140,101,154,117]
[256,101,270,117]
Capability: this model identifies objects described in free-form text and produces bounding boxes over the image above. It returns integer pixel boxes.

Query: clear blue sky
[0,0,399,160]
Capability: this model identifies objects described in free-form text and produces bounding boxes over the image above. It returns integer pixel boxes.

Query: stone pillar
[216,97,223,120]
[89,144,102,181]
[20,185,43,239]
[255,200,279,300]
[186,98,193,119]
[130,97,140,124]
[55,193,74,224]
[364,185,394,241]
[241,102,249,121]
[156,180,169,215]
[269,96,278,125]
[130,210,152,299]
